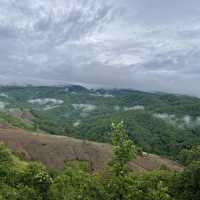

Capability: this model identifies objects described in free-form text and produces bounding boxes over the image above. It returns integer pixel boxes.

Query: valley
[0,85,200,160]
[0,85,199,200]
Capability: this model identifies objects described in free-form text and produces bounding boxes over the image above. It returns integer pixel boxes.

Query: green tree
[16,185,42,200]
[104,122,137,200]
[21,162,53,199]
[151,181,173,200]
[0,144,19,186]
[0,183,17,200]
[173,161,200,200]
[48,161,105,200]
[179,145,200,166]
[110,121,136,176]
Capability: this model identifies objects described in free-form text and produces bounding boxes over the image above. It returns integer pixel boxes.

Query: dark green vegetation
[0,112,35,131]
[0,122,200,200]
[1,85,200,161]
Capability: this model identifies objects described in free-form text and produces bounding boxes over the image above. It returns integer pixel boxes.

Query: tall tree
[110,121,136,176]
[105,121,137,200]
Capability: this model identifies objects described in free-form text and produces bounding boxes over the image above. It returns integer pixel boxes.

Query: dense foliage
[1,85,200,160]
[0,122,200,200]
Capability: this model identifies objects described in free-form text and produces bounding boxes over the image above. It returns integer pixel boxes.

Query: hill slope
[0,126,182,172]
[1,85,200,159]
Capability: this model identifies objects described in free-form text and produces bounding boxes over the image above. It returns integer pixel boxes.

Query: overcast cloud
[0,0,200,96]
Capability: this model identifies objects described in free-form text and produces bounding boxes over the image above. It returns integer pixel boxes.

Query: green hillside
[0,122,199,200]
[0,85,200,160]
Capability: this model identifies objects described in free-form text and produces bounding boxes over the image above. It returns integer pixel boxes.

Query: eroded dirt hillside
[0,126,183,172]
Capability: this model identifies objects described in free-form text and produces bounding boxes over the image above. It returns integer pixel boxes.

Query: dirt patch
[0,127,183,172]
[0,123,12,129]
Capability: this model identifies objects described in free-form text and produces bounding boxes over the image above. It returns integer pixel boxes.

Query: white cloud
[72,104,96,112]
[124,105,145,111]
[28,98,64,105]
[0,93,8,98]
[0,101,7,110]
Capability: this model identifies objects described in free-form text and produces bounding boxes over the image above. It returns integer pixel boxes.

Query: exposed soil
[0,126,183,172]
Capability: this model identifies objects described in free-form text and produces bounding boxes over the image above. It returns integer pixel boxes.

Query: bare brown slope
[0,127,183,172]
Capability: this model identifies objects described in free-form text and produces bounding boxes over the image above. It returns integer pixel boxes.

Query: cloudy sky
[0,0,200,96]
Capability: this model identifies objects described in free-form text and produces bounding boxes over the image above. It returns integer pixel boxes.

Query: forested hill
[0,121,197,200]
[0,85,200,160]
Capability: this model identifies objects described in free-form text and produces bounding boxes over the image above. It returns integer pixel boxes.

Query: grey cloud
[126,0,200,24]
[0,0,200,97]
